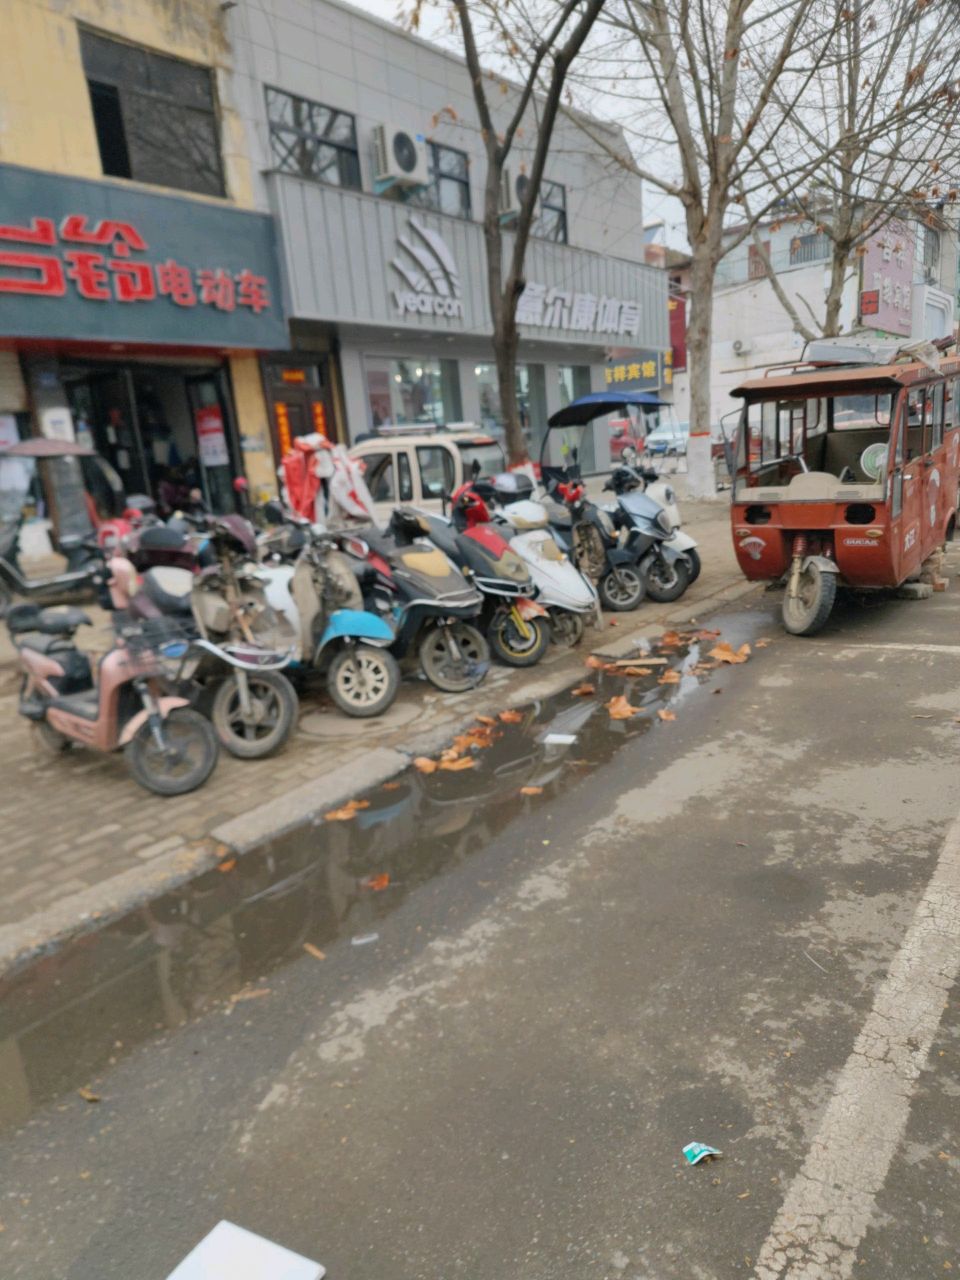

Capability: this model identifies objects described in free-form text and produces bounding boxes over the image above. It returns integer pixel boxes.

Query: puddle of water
[0,610,765,1133]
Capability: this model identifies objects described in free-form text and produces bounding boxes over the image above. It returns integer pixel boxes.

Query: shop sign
[668,295,687,371]
[604,348,673,389]
[0,163,288,348]
[860,218,914,336]
[517,284,642,336]
[391,218,464,319]
[195,405,229,468]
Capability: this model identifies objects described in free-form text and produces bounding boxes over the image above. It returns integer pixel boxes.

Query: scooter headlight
[656,509,673,535]
[662,486,676,506]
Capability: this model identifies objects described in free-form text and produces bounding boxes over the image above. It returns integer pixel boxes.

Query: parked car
[349,429,506,523]
[645,422,690,456]
[608,419,645,462]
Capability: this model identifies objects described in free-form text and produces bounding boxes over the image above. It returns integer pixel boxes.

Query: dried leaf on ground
[607,694,642,720]
[696,628,721,641]
[216,857,237,874]
[303,943,327,961]
[520,786,543,796]
[755,638,771,648]
[658,669,681,685]
[413,756,439,773]
[571,682,596,696]
[622,666,653,677]
[381,781,402,791]
[660,630,685,647]
[361,873,391,892]
[229,987,271,1003]
[499,709,523,723]
[475,715,496,726]
[657,709,677,722]
[324,798,370,821]
[710,642,751,665]
[77,1087,101,1104]
[440,756,476,771]
[585,655,606,670]
[609,619,618,626]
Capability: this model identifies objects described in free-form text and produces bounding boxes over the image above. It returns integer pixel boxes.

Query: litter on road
[166,1220,325,1279]
[351,933,380,946]
[682,1141,722,1166]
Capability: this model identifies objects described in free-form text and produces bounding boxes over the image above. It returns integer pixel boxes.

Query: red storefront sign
[195,404,230,468]
[0,214,272,314]
[668,294,687,372]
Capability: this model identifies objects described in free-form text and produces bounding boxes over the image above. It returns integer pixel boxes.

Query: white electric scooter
[478,473,600,647]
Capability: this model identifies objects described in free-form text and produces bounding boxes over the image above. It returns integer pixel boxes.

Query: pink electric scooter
[9,553,219,795]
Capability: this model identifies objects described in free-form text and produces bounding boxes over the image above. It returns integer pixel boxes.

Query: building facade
[225,0,667,459]
[0,0,286,508]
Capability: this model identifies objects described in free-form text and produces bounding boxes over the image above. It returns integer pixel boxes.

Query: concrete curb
[0,574,761,976]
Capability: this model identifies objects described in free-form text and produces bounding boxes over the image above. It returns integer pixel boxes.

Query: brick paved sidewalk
[0,500,740,930]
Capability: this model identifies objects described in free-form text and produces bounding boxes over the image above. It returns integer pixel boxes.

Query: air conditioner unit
[732,338,753,356]
[499,169,534,218]
[372,123,429,188]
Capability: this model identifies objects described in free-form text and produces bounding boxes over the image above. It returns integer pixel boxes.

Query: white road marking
[754,809,960,1278]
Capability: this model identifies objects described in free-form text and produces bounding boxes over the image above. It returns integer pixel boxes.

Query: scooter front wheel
[327,645,400,718]
[124,708,219,795]
[211,670,298,759]
[644,555,691,603]
[547,608,585,648]
[489,611,551,667]
[685,549,702,585]
[419,622,489,693]
[599,566,645,611]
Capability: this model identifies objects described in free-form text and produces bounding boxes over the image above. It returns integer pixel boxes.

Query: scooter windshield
[619,491,662,520]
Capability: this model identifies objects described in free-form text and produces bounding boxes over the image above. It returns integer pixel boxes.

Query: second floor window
[266,88,361,190]
[535,180,567,244]
[789,232,831,266]
[80,30,225,198]
[407,144,471,218]
[916,222,941,273]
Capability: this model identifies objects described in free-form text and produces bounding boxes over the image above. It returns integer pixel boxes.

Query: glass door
[185,373,238,513]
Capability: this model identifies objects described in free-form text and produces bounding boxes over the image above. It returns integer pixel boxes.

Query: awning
[547,391,667,428]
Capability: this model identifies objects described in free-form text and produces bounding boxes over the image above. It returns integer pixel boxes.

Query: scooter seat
[138,526,188,552]
[6,604,91,635]
[14,630,77,655]
[547,508,573,529]
[48,689,100,721]
[142,566,194,616]
[421,516,461,560]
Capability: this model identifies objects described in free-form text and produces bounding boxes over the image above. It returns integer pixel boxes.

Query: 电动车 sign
[604,349,672,390]
[0,163,287,349]
[517,283,642,337]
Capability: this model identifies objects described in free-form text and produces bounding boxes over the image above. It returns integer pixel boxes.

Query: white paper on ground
[542,732,577,745]
[166,1220,325,1280]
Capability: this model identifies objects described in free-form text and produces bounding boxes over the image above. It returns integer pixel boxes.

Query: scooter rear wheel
[599,566,645,611]
[124,708,218,795]
[211,670,298,759]
[547,608,585,648]
[327,645,400,718]
[419,622,489,693]
[644,555,691,603]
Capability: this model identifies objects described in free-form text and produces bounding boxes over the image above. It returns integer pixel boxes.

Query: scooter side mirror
[262,500,286,525]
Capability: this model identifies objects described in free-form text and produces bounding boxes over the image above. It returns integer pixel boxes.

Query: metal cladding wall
[269,175,668,351]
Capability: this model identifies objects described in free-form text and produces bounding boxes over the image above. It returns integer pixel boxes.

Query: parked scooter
[342,508,490,693]
[613,450,685,537]
[422,485,551,667]
[476,471,599,647]
[603,466,699,600]
[255,505,401,718]
[541,471,647,611]
[7,593,219,796]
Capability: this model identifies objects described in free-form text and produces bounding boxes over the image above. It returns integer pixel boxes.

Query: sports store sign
[0,163,287,348]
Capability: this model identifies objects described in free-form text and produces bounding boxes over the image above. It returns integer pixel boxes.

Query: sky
[348,0,689,248]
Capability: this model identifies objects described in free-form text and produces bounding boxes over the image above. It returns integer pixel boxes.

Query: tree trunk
[493,318,523,464]
[684,244,721,498]
[823,245,850,336]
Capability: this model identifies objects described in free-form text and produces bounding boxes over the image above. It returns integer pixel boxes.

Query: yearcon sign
[0,163,287,349]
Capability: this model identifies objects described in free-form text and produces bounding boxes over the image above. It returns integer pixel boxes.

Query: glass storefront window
[556,365,595,471]
[474,363,546,451]
[557,365,591,408]
[365,358,461,430]
[474,364,503,439]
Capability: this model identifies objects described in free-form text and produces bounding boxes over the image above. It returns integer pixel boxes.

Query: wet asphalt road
[3,570,960,1279]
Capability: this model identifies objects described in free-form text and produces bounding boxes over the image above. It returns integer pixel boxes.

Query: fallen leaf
[571,682,596,696]
[381,781,402,791]
[609,619,618,626]
[713,688,723,695]
[696,628,721,640]
[520,785,543,796]
[658,669,681,685]
[499,709,523,723]
[607,694,642,720]
[79,1171,92,1180]
[325,805,360,821]
[440,756,475,770]
[755,638,771,648]
[361,872,391,891]
[737,1191,751,1200]
[710,642,751,665]
[441,746,463,762]
[413,756,438,773]
[657,709,676,721]
[303,943,326,960]
[77,1087,101,1104]
[585,655,606,670]
[230,987,271,1003]
[475,715,496,726]
[623,666,653,677]
[216,857,237,874]
[660,630,685,646]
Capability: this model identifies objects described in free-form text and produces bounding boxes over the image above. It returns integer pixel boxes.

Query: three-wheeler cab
[730,341,960,634]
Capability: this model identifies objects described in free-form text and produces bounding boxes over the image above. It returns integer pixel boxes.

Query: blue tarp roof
[546,391,667,428]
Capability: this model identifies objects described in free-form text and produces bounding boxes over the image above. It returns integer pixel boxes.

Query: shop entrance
[264,358,337,458]
[62,361,240,513]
